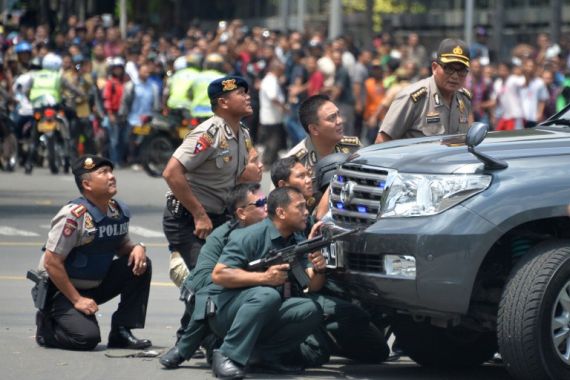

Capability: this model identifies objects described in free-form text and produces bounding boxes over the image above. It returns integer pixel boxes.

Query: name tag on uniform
[426,112,440,124]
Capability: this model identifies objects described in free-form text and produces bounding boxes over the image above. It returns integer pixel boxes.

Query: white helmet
[42,53,62,71]
[173,56,187,72]
[111,56,125,67]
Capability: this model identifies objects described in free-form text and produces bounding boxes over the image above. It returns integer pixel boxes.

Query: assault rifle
[247,228,358,293]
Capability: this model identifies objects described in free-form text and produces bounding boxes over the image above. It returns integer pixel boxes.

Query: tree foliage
[342,0,425,31]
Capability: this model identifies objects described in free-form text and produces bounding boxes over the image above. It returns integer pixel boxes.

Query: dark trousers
[208,286,322,366]
[259,123,286,166]
[162,205,227,270]
[36,255,152,351]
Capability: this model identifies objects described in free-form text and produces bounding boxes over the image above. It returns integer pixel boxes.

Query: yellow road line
[0,275,174,287]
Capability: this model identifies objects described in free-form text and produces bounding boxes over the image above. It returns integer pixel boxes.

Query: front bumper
[326,204,499,317]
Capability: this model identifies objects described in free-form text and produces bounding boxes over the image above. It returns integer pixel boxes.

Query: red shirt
[103,76,125,114]
[307,71,324,97]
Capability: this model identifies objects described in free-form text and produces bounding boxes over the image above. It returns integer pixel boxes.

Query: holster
[180,280,195,305]
[206,297,216,318]
[165,191,190,218]
[26,269,49,310]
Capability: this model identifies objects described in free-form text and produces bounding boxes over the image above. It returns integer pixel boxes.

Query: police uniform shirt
[173,115,251,215]
[286,136,361,175]
[380,75,472,140]
[38,200,129,289]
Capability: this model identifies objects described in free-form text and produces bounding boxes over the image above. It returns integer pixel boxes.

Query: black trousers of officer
[162,206,227,270]
[37,255,152,351]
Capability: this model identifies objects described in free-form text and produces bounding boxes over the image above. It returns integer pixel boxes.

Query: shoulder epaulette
[458,87,472,100]
[340,136,361,146]
[294,148,308,160]
[410,87,428,103]
[70,204,87,218]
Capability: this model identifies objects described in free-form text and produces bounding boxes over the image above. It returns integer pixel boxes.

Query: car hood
[348,127,570,174]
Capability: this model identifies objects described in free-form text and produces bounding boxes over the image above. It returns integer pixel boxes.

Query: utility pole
[328,0,342,40]
[297,0,306,33]
[119,0,127,39]
[464,0,474,46]
[552,0,562,44]
[492,0,505,61]
[280,0,289,33]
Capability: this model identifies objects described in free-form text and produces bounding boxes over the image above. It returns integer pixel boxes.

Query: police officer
[207,187,324,378]
[34,154,152,351]
[271,156,390,365]
[190,53,226,120]
[375,38,473,143]
[160,183,268,369]
[165,54,200,113]
[286,94,360,176]
[162,76,253,275]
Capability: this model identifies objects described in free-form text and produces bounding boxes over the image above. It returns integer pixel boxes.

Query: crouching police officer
[32,154,152,350]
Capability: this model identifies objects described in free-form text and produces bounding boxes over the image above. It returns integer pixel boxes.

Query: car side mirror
[465,122,508,170]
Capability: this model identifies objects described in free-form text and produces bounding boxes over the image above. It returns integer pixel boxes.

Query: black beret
[437,38,470,67]
[207,76,249,101]
[72,154,114,177]
[314,153,348,192]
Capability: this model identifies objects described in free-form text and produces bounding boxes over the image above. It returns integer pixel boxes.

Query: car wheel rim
[552,279,570,364]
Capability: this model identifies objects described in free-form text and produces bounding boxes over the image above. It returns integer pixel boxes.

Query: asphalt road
[0,167,512,379]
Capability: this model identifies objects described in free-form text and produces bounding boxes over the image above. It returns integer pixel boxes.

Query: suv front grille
[347,252,384,273]
[330,163,390,226]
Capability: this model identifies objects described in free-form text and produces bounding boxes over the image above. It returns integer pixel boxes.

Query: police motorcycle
[133,108,202,177]
[25,94,70,174]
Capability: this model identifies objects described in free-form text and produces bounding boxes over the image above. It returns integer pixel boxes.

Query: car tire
[391,316,496,368]
[498,240,570,380]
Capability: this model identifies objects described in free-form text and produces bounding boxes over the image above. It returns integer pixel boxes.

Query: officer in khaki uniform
[162,76,253,275]
[375,38,473,143]
[286,94,361,176]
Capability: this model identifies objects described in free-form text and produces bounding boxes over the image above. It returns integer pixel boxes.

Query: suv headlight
[380,172,491,217]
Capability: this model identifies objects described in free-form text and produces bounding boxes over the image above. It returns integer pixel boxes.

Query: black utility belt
[165,192,227,222]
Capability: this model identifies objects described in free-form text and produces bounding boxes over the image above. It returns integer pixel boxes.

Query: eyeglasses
[247,197,267,208]
[437,62,469,77]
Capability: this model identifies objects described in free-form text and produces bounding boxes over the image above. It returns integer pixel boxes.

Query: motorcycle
[132,109,204,177]
[25,96,70,174]
[0,113,17,172]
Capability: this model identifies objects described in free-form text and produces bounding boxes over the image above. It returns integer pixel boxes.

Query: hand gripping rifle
[247,228,358,294]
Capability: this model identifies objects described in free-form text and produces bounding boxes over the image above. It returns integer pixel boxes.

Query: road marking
[0,226,40,237]
[0,242,168,247]
[128,225,165,238]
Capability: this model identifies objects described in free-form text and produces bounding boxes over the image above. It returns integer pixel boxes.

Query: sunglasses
[247,197,267,208]
[437,61,469,77]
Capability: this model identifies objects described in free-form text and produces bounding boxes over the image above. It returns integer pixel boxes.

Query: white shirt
[259,72,285,125]
[520,77,548,122]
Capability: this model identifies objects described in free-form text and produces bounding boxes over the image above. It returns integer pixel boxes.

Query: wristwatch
[136,242,147,253]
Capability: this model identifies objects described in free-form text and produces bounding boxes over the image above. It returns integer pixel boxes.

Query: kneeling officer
[31,154,152,350]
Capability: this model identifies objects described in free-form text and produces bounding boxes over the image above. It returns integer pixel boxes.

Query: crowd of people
[2,14,570,173]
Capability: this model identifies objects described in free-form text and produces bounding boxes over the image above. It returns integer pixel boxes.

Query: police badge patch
[63,218,78,237]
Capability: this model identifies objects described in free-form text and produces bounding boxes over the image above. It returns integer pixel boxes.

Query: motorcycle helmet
[173,56,187,72]
[186,52,203,69]
[42,53,62,71]
[110,56,125,67]
[15,41,32,54]
[203,53,224,71]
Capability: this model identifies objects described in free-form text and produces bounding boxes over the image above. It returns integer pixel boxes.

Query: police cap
[437,38,470,67]
[207,76,249,101]
[72,154,114,177]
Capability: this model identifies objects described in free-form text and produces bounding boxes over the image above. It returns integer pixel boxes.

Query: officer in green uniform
[203,187,325,379]
[375,38,473,143]
[159,183,268,369]
[190,53,226,119]
[165,53,201,112]
[287,94,360,176]
[162,76,253,276]
[271,156,390,365]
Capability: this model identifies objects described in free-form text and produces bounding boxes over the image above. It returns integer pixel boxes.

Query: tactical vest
[64,197,130,281]
[190,70,224,117]
[167,67,199,111]
[30,70,61,103]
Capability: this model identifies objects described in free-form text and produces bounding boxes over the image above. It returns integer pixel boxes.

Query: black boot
[159,346,185,369]
[107,326,151,349]
[211,349,245,379]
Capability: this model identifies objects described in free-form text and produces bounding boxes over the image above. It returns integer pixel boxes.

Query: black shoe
[160,346,185,369]
[249,361,304,375]
[212,349,245,379]
[107,326,152,349]
[35,311,47,347]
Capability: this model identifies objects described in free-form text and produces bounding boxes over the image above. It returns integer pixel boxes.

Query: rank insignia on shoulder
[410,87,428,103]
[339,136,361,146]
[245,138,253,150]
[294,148,308,160]
[459,88,472,100]
[71,204,87,218]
